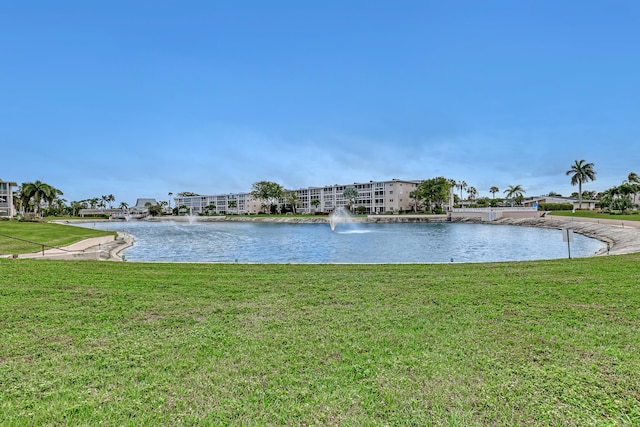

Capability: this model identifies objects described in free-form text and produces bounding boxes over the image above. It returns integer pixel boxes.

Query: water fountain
[187,207,198,224]
[328,207,352,231]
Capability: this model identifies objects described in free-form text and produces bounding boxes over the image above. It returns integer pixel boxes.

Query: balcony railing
[452,207,537,212]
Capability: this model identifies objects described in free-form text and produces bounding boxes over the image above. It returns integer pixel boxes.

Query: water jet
[328,207,352,231]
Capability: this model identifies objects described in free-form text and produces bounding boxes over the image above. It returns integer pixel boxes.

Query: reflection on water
[77,220,605,263]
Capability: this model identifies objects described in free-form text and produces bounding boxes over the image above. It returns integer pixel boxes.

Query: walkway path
[6,232,133,260]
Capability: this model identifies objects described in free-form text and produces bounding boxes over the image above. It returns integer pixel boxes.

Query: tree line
[8,160,640,218]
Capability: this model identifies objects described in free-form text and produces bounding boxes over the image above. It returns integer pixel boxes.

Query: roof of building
[134,198,158,208]
[524,196,598,203]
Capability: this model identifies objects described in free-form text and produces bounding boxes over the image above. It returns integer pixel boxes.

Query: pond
[76,220,605,263]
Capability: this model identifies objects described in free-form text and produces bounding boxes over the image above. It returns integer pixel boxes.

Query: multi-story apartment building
[174,192,263,215]
[173,178,421,215]
[0,179,18,218]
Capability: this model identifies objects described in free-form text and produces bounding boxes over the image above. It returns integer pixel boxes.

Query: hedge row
[538,203,574,211]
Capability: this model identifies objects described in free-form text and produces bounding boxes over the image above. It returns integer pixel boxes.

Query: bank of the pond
[494,216,640,256]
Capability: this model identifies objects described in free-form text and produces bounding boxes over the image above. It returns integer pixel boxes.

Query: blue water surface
[77,220,605,263]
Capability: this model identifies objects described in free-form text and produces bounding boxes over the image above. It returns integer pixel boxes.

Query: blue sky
[2,1,639,205]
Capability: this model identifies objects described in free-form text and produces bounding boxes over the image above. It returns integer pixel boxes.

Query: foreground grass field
[1,257,639,425]
[0,221,114,255]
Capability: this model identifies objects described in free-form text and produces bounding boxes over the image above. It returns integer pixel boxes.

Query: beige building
[174,192,262,215]
[0,180,18,218]
[294,179,420,214]
[173,178,421,215]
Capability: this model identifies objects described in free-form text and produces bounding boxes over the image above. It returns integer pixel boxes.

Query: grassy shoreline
[0,221,114,255]
[1,257,639,425]
[549,211,640,221]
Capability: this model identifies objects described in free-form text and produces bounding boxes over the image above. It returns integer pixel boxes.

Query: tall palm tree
[409,190,420,213]
[456,180,467,207]
[286,191,300,214]
[44,186,63,214]
[101,195,114,210]
[504,185,525,206]
[13,187,23,215]
[566,160,597,210]
[467,186,477,201]
[168,192,173,210]
[625,172,640,205]
[490,186,499,199]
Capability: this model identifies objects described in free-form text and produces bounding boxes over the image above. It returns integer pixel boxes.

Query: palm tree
[21,180,57,217]
[566,160,596,210]
[311,198,320,212]
[70,200,85,217]
[119,201,129,214]
[624,172,640,205]
[101,195,115,210]
[44,186,63,215]
[611,197,633,214]
[13,187,23,215]
[467,186,477,202]
[228,200,237,215]
[456,181,467,207]
[168,192,173,210]
[626,172,639,184]
[52,197,67,215]
[409,190,420,213]
[504,185,525,206]
[342,187,359,213]
[286,191,300,214]
[490,186,499,199]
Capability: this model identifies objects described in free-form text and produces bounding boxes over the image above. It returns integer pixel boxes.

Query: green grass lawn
[1,257,639,425]
[549,210,640,221]
[0,221,114,255]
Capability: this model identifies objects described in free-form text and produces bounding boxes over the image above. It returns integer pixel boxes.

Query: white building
[173,178,421,215]
[131,198,159,214]
[522,196,598,210]
[0,180,18,218]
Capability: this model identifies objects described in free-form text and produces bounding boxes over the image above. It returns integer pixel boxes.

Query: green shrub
[539,203,573,211]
